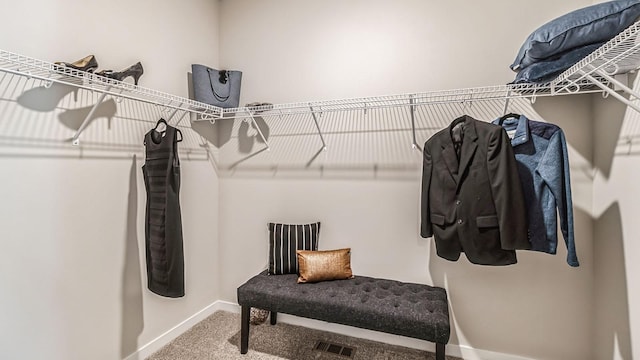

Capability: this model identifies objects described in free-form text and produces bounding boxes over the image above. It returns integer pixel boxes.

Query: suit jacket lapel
[456,117,478,188]
[442,115,473,185]
[441,141,458,182]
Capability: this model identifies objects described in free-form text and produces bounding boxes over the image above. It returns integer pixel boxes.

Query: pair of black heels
[54,55,144,85]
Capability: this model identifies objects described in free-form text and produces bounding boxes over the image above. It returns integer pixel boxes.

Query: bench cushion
[237,271,450,344]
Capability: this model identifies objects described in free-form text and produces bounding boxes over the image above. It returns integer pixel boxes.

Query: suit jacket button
[457,219,463,224]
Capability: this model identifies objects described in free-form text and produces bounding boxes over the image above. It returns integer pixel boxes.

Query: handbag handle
[206,68,231,102]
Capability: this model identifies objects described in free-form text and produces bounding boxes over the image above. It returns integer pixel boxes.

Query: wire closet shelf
[214,18,640,120]
[0,50,226,120]
[1,18,640,123]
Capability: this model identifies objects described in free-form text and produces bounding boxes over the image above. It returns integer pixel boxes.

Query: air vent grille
[314,340,356,358]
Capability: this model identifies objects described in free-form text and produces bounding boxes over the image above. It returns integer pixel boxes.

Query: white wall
[0,0,221,359]
[218,1,601,360]
[591,91,637,360]
[219,0,592,104]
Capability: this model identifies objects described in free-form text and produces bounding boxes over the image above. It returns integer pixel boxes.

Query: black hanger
[154,118,168,132]
[498,112,520,125]
[144,118,182,144]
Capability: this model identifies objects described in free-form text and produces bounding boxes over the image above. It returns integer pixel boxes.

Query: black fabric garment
[142,124,185,297]
[450,121,465,160]
[420,115,530,266]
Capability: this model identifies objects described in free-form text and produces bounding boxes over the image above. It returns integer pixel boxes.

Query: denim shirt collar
[492,114,529,146]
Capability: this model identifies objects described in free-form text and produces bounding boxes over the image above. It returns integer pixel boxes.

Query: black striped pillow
[268,222,320,275]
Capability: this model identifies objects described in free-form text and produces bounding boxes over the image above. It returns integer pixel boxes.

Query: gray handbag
[191,64,242,108]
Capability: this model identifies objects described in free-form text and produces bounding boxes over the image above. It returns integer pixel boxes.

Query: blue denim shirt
[492,115,578,267]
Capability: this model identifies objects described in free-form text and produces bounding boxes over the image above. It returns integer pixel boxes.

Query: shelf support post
[306,105,327,168]
[309,105,327,151]
[173,111,188,127]
[409,95,422,152]
[502,89,512,115]
[582,68,640,114]
[166,103,182,122]
[246,110,270,150]
[226,110,271,170]
[72,85,112,146]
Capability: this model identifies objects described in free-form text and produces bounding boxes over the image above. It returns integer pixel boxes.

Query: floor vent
[314,340,356,358]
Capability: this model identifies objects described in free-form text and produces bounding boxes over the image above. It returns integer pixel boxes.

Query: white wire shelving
[0,50,225,118]
[552,19,640,113]
[214,80,601,121]
[0,50,229,145]
[214,18,640,121]
[2,18,640,151]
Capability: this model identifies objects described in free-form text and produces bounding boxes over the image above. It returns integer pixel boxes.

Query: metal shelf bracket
[71,85,112,146]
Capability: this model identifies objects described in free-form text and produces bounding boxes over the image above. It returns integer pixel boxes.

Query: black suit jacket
[420,115,530,265]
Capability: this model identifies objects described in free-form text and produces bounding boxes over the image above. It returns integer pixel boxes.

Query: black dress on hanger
[142,119,185,298]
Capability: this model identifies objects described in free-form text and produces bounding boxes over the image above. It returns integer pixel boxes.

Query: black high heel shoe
[96,62,144,85]
[54,55,98,73]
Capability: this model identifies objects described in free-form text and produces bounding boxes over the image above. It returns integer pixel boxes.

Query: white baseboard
[454,345,537,360]
[125,300,535,360]
[123,301,225,360]
[266,307,536,360]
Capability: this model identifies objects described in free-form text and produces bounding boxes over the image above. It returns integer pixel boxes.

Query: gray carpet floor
[146,310,461,360]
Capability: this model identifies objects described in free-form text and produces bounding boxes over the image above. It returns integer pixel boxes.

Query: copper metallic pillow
[296,248,354,284]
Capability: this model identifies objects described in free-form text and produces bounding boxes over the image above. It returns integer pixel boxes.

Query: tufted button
[375,291,388,299]
[457,219,463,224]
[456,200,461,205]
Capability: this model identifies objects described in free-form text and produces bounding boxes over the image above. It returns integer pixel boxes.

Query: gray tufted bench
[237,271,450,359]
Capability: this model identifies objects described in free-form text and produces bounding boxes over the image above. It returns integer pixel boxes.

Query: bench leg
[270,311,277,325]
[435,343,445,360]
[240,306,250,354]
